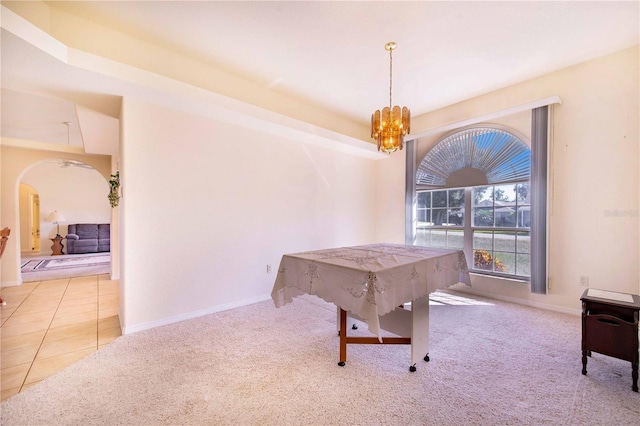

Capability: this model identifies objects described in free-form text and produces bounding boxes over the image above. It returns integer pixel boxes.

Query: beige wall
[0,146,111,285]
[377,46,640,313]
[119,97,378,333]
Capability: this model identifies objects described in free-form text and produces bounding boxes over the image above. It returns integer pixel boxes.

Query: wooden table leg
[338,308,347,366]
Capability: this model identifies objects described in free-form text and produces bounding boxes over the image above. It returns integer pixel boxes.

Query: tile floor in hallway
[0,274,120,401]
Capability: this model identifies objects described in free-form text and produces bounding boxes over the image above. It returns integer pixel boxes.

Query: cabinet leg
[632,362,638,392]
[581,350,588,375]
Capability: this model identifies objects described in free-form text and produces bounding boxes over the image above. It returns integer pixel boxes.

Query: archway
[17,158,112,281]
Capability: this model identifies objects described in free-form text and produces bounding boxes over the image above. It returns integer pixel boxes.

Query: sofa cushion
[70,240,98,253]
[98,224,110,239]
[98,239,110,252]
[74,224,98,239]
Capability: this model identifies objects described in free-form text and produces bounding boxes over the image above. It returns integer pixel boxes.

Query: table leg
[411,296,430,368]
[338,308,347,366]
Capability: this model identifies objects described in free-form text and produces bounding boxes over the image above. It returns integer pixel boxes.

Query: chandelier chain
[389,49,393,109]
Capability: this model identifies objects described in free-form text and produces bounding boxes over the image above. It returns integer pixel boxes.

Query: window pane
[417,208,430,223]
[432,208,448,226]
[448,189,464,207]
[447,229,464,249]
[430,229,447,247]
[473,186,493,207]
[516,183,530,204]
[432,190,447,207]
[494,251,515,274]
[494,231,515,252]
[516,253,531,277]
[473,207,494,227]
[517,232,530,253]
[473,249,493,271]
[417,192,431,208]
[494,207,516,227]
[415,228,431,246]
[494,184,517,206]
[473,230,493,250]
[447,208,464,226]
[516,206,530,228]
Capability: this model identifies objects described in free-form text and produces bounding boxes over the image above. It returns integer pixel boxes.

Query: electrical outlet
[266,264,272,273]
[580,276,589,287]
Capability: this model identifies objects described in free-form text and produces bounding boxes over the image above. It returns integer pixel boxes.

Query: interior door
[30,193,40,252]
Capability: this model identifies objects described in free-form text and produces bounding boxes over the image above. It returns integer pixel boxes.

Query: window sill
[469,271,529,284]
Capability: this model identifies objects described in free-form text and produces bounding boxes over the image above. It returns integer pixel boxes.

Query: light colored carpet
[1,291,639,425]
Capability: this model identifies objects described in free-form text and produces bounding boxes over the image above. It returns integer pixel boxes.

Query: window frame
[406,107,552,294]
[405,121,550,288]
[416,183,531,281]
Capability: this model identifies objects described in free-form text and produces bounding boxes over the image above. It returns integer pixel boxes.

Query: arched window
[414,125,532,279]
[417,127,530,189]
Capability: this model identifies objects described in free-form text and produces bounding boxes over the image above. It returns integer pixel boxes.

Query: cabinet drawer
[584,314,638,362]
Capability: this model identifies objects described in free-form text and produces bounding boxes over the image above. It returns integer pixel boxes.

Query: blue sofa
[66,224,110,254]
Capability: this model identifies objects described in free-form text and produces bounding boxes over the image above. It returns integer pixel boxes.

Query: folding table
[271,243,471,371]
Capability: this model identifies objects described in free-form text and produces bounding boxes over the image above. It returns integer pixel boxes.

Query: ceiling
[1,1,638,151]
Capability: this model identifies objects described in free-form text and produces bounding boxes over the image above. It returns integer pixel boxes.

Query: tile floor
[0,274,120,401]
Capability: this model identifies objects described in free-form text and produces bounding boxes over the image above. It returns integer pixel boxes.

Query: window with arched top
[414,125,532,280]
[416,126,530,189]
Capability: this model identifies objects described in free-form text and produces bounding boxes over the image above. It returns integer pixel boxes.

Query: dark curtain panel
[530,106,549,294]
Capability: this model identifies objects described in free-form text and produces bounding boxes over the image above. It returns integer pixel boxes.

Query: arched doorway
[19,158,111,281]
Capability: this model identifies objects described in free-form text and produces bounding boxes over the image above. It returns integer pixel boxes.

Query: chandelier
[371,41,410,153]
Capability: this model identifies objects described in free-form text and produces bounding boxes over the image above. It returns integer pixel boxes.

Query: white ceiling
[1,1,639,150]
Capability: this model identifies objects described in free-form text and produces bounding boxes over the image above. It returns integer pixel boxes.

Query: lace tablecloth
[271,243,470,336]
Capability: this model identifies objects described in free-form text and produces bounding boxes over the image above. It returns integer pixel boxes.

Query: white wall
[376,46,640,313]
[120,98,378,332]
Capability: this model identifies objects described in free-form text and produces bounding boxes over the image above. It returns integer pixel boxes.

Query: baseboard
[0,280,21,287]
[121,287,582,335]
[122,293,273,335]
[445,286,582,316]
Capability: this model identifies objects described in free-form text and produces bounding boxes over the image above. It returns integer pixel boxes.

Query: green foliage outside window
[473,249,506,272]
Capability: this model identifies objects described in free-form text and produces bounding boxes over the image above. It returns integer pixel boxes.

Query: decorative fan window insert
[417,127,530,189]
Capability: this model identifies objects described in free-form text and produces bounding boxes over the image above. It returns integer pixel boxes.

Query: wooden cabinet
[581,289,640,392]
